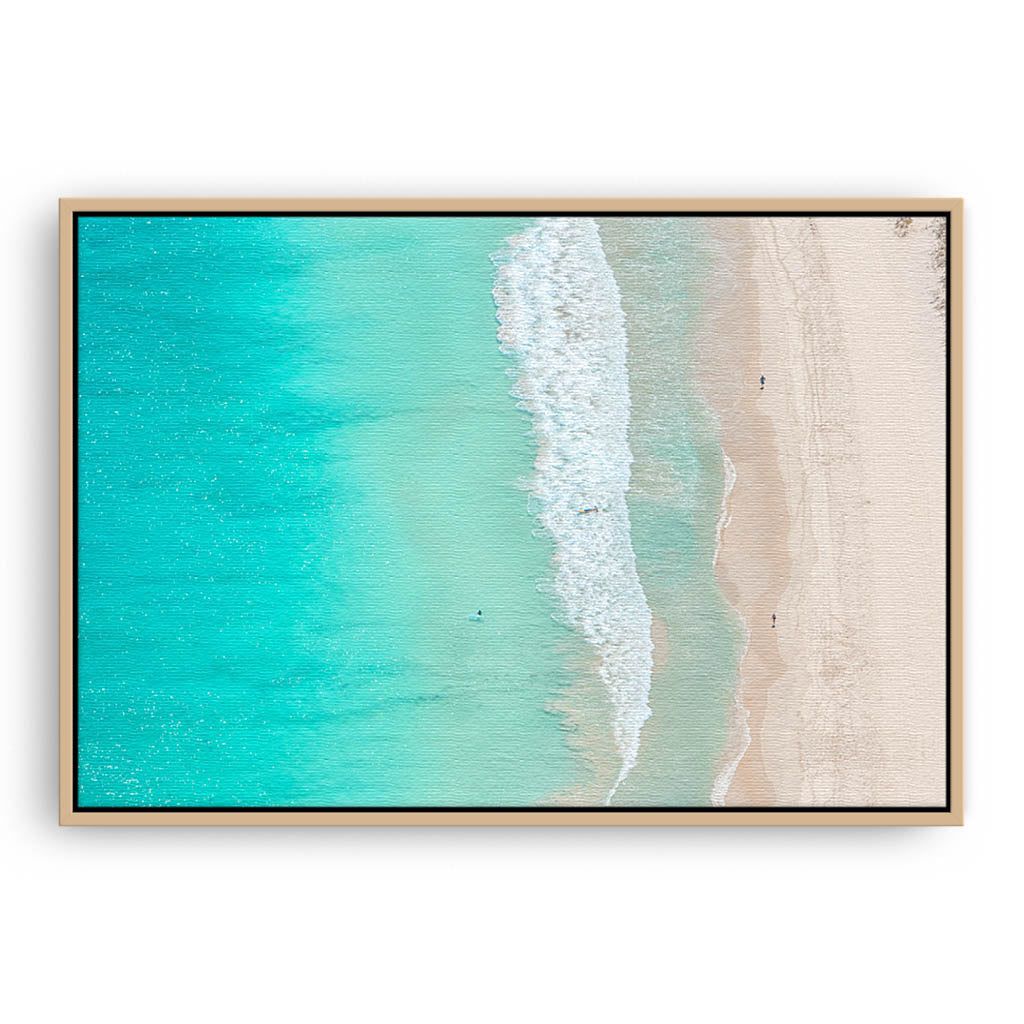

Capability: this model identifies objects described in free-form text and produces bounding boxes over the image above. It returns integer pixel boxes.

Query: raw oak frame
[59,197,964,826]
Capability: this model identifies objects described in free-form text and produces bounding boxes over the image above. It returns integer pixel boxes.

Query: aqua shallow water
[598,218,744,805]
[76,214,742,807]
[77,215,589,806]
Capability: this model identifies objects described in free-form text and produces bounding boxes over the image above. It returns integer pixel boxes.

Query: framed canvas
[59,199,963,825]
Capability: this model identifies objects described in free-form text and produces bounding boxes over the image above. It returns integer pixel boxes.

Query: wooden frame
[59,198,963,826]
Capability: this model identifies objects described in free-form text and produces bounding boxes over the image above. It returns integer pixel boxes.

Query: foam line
[492,217,654,801]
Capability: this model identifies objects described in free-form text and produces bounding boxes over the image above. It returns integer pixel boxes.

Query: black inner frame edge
[71,210,954,814]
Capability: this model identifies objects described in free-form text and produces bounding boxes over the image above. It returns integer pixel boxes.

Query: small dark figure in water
[771,613,776,629]
[477,610,482,617]
[760,375,766,391]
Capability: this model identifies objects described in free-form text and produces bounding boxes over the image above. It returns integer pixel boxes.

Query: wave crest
[492,217,654,801]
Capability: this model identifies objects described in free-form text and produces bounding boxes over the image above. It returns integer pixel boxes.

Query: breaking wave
[492,217,654,801]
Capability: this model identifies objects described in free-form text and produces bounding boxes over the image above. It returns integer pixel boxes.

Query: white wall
[2,2,1017,1021]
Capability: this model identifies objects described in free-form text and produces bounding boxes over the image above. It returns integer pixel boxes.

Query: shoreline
[698,218,791,805]
[598,216,743,806]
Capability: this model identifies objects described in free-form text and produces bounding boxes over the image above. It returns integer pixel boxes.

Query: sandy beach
[706,216,947,806]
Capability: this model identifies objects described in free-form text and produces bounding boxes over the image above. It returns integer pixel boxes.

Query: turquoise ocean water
[77,215,740,807]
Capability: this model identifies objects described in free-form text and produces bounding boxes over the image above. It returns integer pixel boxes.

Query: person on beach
[771,613,776,628]
[760,375,766,391]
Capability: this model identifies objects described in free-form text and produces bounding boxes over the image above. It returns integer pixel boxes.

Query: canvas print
[69,209,951,813]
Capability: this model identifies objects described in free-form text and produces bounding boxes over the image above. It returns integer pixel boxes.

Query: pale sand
[707,216,947,806]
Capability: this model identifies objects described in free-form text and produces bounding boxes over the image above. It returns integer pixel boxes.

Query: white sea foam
[492,217,654,802]
[711,450,749,806]
[711,686,751,807]
[713,453,736,569]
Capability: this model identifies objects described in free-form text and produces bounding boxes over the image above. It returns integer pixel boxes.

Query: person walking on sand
[760,375,766,391]
[771,613,776,629]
